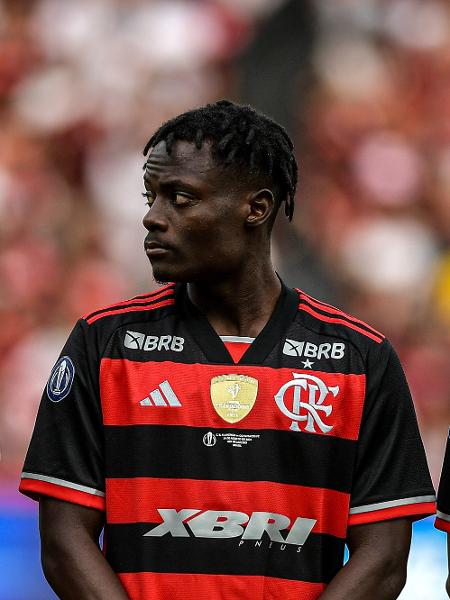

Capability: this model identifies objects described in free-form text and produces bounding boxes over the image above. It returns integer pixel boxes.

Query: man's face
[143,140,250,283]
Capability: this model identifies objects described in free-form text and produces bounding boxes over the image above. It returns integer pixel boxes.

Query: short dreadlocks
[143,100,298,221]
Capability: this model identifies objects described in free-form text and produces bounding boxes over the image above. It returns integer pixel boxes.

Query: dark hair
[143,100,298,221]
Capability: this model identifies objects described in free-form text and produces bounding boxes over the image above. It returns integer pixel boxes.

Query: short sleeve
[435,431,450,532]
[348,339,435,527]
[19,319,105,511]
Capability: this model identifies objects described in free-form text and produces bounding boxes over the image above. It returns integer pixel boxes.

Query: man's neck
[187,263,282,338]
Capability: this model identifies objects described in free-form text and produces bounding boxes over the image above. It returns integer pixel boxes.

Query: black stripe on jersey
[105,523,344,584]
[84,286,175,321]
[437,434,450,515]
[104,425,355,493]
[299,295,383,342]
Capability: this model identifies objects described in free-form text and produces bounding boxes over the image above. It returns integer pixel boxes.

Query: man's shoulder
[293,288,386,350]
[81,283,177,330]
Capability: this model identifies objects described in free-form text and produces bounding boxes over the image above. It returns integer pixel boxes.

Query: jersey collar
[176,280,299,365]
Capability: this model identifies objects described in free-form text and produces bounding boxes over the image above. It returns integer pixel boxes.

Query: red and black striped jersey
[436,430,450,533]
[20,282,435,600]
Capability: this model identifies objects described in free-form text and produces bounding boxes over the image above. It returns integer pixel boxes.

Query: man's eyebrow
[143,175,200,191]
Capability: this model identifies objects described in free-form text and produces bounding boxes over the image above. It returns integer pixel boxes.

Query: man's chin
[151,268,172,284]
[151,265,199,285]
[150,263,183,284]
[150,259,210,285]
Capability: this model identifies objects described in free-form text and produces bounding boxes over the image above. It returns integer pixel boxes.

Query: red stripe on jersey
[435,517,450,533]
[223,341,251,363]
[298,291,385,339]
[83,284,175,321]
[100,360,366,441]
[118,572,326,600]
[347,502,436,527]
[298,303,383,344]
[19,479,105,511]
[86,298,175,324]
[105,477,349,538]
[132,284,176,301]
[82,284,175,320]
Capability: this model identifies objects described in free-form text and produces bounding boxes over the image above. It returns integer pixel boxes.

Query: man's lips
[144,240,171,256]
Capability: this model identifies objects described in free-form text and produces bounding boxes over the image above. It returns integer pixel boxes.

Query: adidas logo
[140,380,181,407]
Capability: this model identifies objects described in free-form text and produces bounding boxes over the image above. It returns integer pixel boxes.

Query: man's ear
[245,189,276,228]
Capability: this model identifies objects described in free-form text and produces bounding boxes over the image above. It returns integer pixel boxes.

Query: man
[20,100,435,599]
[436,431,450,596]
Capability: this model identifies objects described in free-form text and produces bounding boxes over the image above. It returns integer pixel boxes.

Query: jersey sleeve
[19,319,105,511]
[348,339,436,527]
[435,430,450,532]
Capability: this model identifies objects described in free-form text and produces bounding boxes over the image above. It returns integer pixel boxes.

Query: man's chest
[99,320,366,451]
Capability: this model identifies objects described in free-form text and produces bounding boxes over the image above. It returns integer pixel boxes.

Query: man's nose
[142,198,168,231]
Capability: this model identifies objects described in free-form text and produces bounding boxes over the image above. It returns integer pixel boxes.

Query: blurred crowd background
[0,0,449,548]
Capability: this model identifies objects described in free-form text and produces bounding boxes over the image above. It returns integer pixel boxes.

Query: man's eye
[173,192,193,206]
[142,191,155,207]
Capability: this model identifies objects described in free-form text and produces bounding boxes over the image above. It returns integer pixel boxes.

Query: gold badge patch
[210,374,258,423]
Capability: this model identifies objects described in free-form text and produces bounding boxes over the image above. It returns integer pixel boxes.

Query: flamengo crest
[275,373,338,433]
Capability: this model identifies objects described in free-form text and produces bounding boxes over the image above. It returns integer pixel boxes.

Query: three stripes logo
[140,380,181,407]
